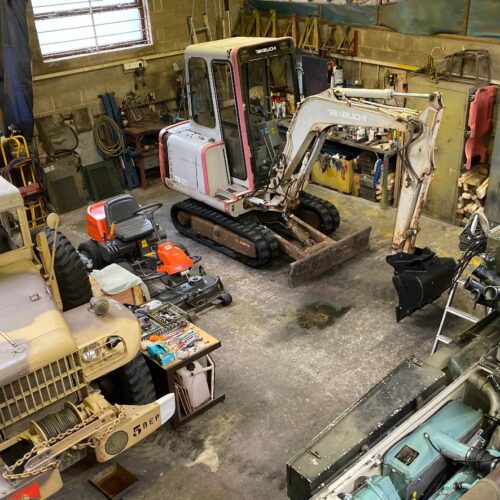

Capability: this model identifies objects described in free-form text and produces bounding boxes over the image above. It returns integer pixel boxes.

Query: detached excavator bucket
[272,215,372,287]
[386,247,456,322]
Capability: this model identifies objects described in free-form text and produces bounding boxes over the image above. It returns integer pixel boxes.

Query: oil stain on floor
[296,301,351,330]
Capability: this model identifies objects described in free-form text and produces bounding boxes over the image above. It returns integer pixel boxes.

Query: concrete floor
[53,182,479,500]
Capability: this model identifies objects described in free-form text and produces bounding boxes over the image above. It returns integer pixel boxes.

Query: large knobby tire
[36,228,92,311]
[103,355,156,405]
[78,239,105,271]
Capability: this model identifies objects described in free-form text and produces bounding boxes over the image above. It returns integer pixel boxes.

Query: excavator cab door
[236,39,300,189]
[212,61,247,183]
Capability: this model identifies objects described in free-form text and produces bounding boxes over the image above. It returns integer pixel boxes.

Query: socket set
[147,303,188,333]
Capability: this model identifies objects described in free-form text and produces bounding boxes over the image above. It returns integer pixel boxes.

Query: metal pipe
[469,372,500,418]
[472,265,500,287]
[331,87,431,100]
[484,286,500,302]
[464,277,488,303]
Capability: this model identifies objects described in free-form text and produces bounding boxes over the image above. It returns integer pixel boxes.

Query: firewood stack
[375,172,395,202]
[456,169,489,226]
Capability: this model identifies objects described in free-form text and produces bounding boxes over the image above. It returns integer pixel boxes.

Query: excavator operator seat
[105,194,153,242]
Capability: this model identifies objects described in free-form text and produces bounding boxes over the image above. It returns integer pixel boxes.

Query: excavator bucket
[386,247,456,322]
[272,215,372,287]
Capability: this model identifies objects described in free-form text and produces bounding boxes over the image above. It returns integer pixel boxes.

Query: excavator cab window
[188,57,216,129]
[212,61,246,180]
[239,43,298,188]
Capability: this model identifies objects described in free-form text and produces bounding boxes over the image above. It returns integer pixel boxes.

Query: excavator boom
[266,87,444,256]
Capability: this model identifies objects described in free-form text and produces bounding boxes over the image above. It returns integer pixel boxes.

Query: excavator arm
[266,87,444,255]
[264,87,454,320]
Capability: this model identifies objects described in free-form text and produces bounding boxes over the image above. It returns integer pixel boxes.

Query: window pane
[35,15,96,56]
[32,0,90,16]
[213,62,246,180]
[0,208,26,252]
[188,57,215,129]
[91,0,138,7]
[32,0,138,15]
[33,0,149,59]
[93,9,142,37]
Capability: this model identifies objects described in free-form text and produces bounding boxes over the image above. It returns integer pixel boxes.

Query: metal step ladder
[431,267,492,354]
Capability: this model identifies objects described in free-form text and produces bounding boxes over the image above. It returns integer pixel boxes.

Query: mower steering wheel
[133,203,163,217]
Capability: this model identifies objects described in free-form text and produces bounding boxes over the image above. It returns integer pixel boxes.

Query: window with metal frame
[188,57,216,129]
[32,0,151,61]
[212,61,246,180]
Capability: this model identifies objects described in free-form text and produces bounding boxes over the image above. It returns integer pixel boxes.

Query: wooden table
[124,121,165,189]
[145,323,225,428]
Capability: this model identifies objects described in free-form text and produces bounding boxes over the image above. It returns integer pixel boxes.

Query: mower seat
[105,194,154,242]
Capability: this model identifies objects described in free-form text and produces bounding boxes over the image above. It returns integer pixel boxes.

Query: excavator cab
[161,37,299,200]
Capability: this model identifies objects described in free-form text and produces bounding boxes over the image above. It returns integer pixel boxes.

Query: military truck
[0,177,174,499]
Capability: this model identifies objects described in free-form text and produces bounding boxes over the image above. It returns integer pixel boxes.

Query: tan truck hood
[0,262,77,386]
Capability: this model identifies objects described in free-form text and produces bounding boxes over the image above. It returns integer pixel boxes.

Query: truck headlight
[82,349,98,362]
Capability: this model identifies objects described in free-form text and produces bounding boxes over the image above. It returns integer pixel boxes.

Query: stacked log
[375,172,395,202]
[456,170,489,226]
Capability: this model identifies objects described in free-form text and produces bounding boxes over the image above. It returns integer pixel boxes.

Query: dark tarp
[321,4,377,25]
[468,0,500,38]
[0,0,34,139]
[247,0,318,17]
[249,0,500,38]
[378,0,466,35]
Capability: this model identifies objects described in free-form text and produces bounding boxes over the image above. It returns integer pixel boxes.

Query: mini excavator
[160,37,455,318]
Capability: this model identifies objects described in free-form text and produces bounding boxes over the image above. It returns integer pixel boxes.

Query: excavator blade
[386,247,456,322]
[286,227,371,287]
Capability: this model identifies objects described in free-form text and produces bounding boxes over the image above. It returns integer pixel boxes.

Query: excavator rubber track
[171,199,279,268]
[295,192,340,235]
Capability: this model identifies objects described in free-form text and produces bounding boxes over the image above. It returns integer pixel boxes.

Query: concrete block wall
[340,27,500,87]
[29,0,243,118]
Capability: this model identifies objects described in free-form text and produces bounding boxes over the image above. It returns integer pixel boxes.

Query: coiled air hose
[93,115,125,158]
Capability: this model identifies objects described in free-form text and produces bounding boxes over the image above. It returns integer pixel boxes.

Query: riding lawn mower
[77,194,231,314]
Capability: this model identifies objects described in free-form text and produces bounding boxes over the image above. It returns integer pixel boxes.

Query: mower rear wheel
[99,354,156,405]
[220,292,232,306]
[78,240,104,271]
[35,228,92,311]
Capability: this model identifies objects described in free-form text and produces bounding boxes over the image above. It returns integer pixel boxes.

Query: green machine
[43,153,86,213]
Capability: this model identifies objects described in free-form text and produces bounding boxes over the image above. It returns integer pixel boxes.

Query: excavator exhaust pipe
[386,247,456,322]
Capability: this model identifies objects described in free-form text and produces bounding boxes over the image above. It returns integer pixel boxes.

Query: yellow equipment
[0,135,46,228]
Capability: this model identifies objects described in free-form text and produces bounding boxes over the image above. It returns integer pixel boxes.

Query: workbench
[325,132,398,208]
[145,323,225,428]
[277,119,398,207]
[124,121,164,189]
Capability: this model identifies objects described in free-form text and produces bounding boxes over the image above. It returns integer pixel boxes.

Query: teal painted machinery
[352,477,399,500]
[349,400,499,500]
[383,400,482,498]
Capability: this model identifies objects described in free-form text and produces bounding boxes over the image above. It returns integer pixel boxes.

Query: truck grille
[0,352,86,429]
